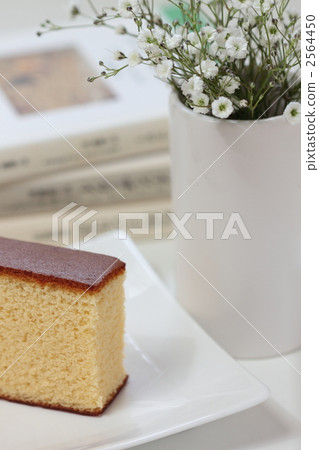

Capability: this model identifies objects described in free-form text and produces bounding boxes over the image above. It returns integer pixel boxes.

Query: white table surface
[135,239,301,450]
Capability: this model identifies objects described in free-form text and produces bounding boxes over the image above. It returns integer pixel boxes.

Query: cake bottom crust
[0,375,128,416]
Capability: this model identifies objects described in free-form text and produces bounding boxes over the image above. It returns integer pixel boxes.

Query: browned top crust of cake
[0,237,125,293]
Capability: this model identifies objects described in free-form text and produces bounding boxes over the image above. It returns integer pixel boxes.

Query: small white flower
[215,26,242,47]
[196,59,218,79]
[240,99,248,108]
[200,26,217,42]
[191,93,210,114]
[215,28,228,47]
[283,102,301,125]
[181,75,204,98]
[113,50,126,60]
[220,75,240,94]
[230,0,253,10]
[153,13,162,25]
[172,76,184,87]
[153,27,165,43]
[241,11,258,29]
[118,0,140,19]
[166,34,183,49]
[187,32,201,55]
[138,28,153,50]
[212,97,234,119]
[138,28,162,55]
[219,50,229,62]
[156,59,173,80]
[128,50,142,67]
[208,41,219,57]
[242,19,250,31]
[225,36,248,59]
[261,20,285,46]
[188,32,200,46]
[217,48,229,62]
[115,24,127,35]
[252,0,274,14]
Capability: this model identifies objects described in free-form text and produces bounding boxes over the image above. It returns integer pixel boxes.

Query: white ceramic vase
[169,94,301,358]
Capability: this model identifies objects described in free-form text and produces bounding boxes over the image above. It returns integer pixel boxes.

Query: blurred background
[0,0,173,245]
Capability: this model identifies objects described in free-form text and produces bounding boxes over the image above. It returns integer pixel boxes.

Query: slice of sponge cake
[0,237,127,415]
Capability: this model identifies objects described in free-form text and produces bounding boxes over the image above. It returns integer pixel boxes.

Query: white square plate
[0,232,269,450]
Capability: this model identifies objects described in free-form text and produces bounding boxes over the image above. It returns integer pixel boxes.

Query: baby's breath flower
[153,13,162,26]
[200,26,217,42]
[138,27,163,55]
[196,59,218,79]
[156,59,173,80]
[208,41,218,57]
[261,20,285,46]
[217,48,229,62]
[215,28,228,47]
[252,0,275,14]
[138,27,153,50]
[166,34,183,50]
[240,99,249,108]
[220,75,240,94]
[68,1,81,17]
[230,0,253,10]
[225,36,248,59]
[191,93,210,114]
[128,50,142,67]
[173,76,184,87]
[113,50,126,60]
[187,32,201,55]
[181,75,204,98]
[153,27,165,43]
[212,97,234,119]
[115,24,127,35]
[188,32,200,46]
[242,19,250,31]
[118,0,140,19]
[246,10,258,27]
[215,26,242,47]
[283,102,301,125]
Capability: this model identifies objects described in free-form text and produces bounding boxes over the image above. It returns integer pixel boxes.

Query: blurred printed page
[0,48,114,114]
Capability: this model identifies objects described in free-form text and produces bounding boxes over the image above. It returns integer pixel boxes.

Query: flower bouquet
[40,0,301,122]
